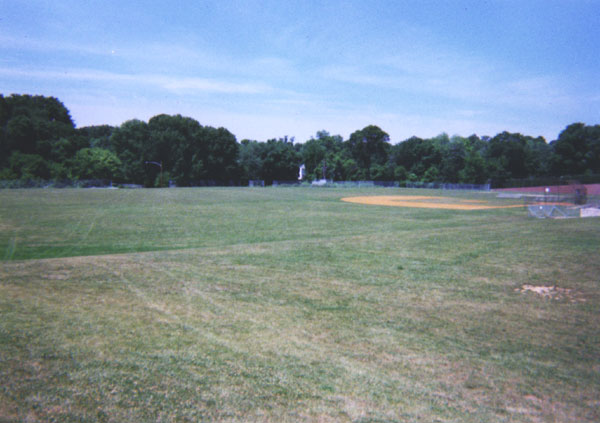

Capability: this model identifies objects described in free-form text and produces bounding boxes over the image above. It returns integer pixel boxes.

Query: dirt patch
[516,285,586,302]
[43,272,70,280]
[341,195,522,210]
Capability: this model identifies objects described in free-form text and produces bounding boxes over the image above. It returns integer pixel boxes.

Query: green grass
[1,187,599,422]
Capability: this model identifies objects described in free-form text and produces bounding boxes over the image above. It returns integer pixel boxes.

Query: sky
[1,0,599,143]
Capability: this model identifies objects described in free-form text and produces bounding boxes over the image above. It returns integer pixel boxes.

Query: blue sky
[1,0,599,143]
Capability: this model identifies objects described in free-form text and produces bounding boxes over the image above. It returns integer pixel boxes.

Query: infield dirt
[341,195,523,210]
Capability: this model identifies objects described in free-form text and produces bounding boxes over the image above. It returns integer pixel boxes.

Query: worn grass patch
[1,187,599,422]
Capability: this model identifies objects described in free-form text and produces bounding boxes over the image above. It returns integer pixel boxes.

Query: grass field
[1,187,599,422]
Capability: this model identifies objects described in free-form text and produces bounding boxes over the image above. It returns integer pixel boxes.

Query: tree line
[1,94,599,187]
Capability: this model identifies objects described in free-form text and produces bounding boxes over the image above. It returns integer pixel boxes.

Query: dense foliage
[1,94,599,187]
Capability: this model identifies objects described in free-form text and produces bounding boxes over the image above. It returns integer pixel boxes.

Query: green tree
[423,165,440,182]
[300,138,327,179]
[394,165,408,182]
[238,139,264,181]
[111,114,240,186]
[5,115,37,155]
[72,148,122,180]
[299,131,345,180]
[260,138,301,183]
[201,126,239,182]
[459,149,487,184]
[550,123,600,176]
[525,136,551,177]
[78,125,116,150]
[111,119,151,185]
[340,158,364,181]
[486,132,527,180]
[346,125,390,178]
[439,136,467,182]
[5,152,51,180]
[0,94,77,179]
[390,136,441,181]
[1,95,75,158]
[147,114,202,186]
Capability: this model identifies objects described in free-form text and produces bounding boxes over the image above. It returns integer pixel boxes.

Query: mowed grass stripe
[1,187,524,261]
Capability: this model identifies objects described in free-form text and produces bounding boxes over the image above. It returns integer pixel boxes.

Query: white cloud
[0,22,589,144]
[319,47,575,115]
[159,76,270,94]
[0,67,271,95]
[319,65,402,87]
[0,35,114,57]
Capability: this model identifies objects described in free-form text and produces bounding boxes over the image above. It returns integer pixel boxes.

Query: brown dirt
[516,285,586,302]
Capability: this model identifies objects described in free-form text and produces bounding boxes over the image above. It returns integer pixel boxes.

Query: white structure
[298,164,306,181]
[581,207,600,218]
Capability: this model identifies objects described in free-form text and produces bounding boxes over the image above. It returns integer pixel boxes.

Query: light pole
[145,161,163,187]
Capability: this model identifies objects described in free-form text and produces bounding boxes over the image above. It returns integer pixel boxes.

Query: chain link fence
[522,182,600,218]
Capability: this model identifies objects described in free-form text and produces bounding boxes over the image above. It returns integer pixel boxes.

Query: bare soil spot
[516,285,586,302]
[43,272,70,280]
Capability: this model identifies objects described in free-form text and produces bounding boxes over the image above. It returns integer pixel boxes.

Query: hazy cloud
[0,67,271,95]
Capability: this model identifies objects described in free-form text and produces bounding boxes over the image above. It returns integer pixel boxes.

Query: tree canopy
[1,94,599,187]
